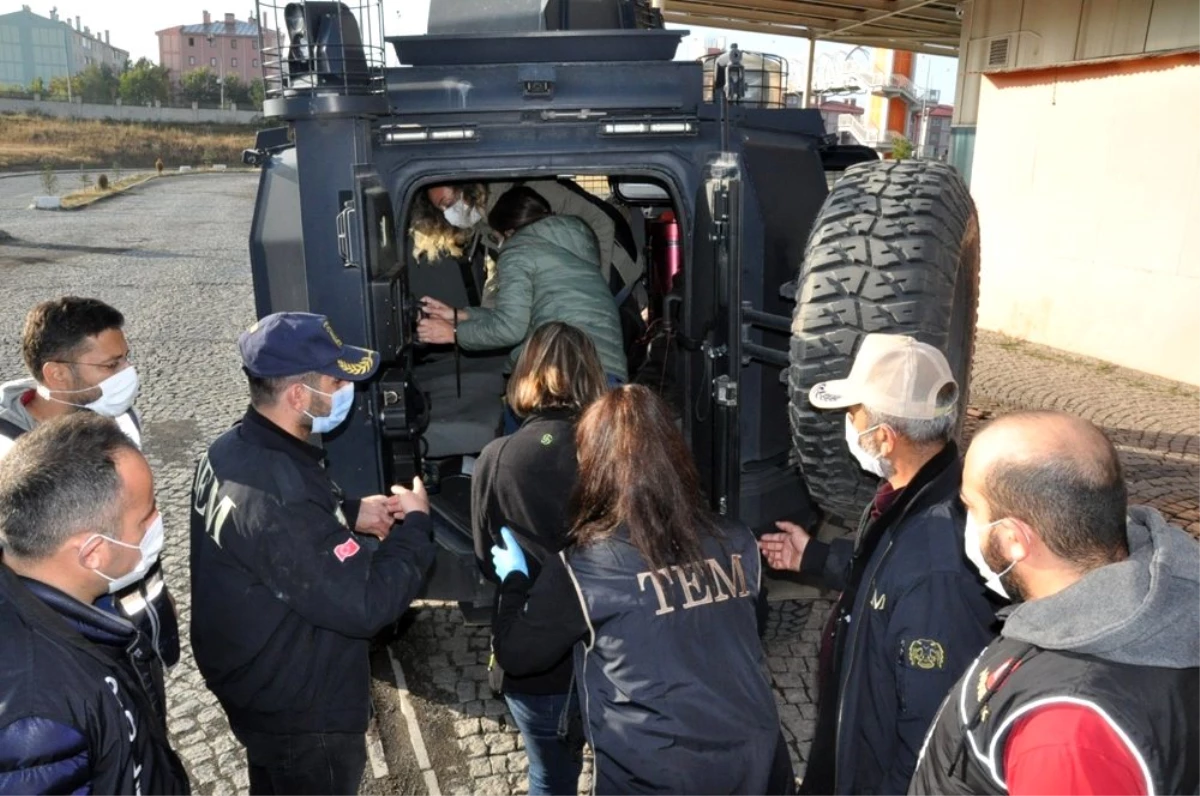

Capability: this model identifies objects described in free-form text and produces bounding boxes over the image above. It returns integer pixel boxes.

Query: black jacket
[800,443,998,795]
[472,409,579,695]
[189,408,436,735]
[494,523,793,795]
[911,506,1200,796]
[0,564,189,795]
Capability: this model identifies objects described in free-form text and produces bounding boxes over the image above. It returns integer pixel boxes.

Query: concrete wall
[971,53,1200,385]
[0,97,260,125]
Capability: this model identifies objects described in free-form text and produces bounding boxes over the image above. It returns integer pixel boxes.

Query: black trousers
[234,729,367,796]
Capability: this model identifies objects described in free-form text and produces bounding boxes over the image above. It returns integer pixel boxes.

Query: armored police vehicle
[244,0,979,616]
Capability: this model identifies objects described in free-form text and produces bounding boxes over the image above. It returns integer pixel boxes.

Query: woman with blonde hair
[490,385,795,795]
[471,321,608,795]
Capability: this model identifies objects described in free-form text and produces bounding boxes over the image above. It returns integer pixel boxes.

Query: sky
[1,0,957,103]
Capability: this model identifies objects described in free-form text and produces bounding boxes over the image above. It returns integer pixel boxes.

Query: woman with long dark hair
[471,321,608,795]
[490,385,794,795]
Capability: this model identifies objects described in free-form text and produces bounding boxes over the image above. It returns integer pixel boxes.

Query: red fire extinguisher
[649,210,682,314]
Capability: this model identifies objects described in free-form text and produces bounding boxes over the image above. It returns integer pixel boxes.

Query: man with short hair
[190,312,436,795]
[910,411,1199,795]
[0,296,180,669]
[760,333,997,794]
[0,413,190,794]
[0,296,141,454]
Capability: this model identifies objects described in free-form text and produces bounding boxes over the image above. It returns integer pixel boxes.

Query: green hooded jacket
[455,215,627,380]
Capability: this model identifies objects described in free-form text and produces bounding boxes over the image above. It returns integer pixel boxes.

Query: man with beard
[760,333,997,794]
[909,411,1199,795]
[189,312,437,795]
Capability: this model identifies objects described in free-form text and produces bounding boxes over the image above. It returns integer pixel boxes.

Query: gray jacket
[455,215,627,380]
[0,377,141,456]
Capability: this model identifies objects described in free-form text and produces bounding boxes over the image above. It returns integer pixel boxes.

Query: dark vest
[564,524,783,795]
[911,635,1200,795]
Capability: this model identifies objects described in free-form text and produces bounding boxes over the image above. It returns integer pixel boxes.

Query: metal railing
[256,0,386,99]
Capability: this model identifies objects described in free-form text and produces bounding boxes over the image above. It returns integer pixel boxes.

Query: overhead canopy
[660,0,963,57]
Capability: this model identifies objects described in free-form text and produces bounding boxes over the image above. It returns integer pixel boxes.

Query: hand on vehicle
[419,296,456,323]
[758,521,811,572]
[417,317,456,345]
[354,494,399,540]
[491,526,529,582]
[389,477,430,519]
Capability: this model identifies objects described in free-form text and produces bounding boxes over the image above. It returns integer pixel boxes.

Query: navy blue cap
[238,312,380,381]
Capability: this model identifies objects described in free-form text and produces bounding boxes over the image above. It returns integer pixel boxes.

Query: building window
[188,37,195,46]
[231,58,237,67]
[252,58,258,68]
[231,38,237,48]
[252,40,257,50]
[210,57,217,66]
[189,56,196,65]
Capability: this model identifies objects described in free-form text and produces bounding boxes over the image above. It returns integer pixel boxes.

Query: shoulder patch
[908,639,946,670]
[334,537,361,563]
[540,433,554,446]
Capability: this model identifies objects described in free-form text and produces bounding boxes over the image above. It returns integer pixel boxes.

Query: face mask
[845,414,888,478]
[85,513,165,594]
[304,383,355,434]
[37,366,140,418]
[964,512,1015,598]
[443,199,483,230]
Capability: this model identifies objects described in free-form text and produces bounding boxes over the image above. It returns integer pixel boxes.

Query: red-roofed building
[911,103,954,160]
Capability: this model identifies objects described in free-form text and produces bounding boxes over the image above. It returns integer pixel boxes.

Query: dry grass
[60,173,157,209]
[0,112,257,171]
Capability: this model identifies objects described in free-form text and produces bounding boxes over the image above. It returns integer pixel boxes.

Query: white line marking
[387,645,443,796]
[366,720,390,780]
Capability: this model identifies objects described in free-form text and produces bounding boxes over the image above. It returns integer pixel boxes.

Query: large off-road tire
[788,160,980,523]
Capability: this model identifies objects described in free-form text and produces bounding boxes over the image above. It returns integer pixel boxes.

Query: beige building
[157,11,279,89]
[952,0,1200,385]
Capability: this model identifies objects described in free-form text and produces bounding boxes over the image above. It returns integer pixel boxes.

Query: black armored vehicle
[245,0,980,615]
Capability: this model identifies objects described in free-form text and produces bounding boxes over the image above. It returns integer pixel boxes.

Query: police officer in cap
[189,312,436,795]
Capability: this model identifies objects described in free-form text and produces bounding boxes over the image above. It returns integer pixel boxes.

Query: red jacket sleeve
[1004,703,1149,796]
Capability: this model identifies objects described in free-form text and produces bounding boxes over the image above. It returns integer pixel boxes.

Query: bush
[39,163,58,196]
[97,174,110,190]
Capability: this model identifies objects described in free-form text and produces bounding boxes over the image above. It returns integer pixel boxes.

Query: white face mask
[443,198,483,230]
[845,414,888,478]
[963,511,1014,598]
[37,366,140,418]
[84,513,165,594]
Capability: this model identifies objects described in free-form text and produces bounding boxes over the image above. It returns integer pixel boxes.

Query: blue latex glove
[491,526,529,581]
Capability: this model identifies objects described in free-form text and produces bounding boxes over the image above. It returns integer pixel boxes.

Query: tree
[180,67,222,105]
[74,64,121,104]
[119,58,170,105]
[891,134,914,161]
[223,74,251,107]
[48,74,78,100]
[28,76,45,95]
[248,78,266,111]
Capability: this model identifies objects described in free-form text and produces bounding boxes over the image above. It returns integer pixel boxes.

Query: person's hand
[355,494,399,540]
[491,527,529,581]
[419,296,456,323]
[417,317,455,345]
[389,477,429,519]
[758,521,812,573]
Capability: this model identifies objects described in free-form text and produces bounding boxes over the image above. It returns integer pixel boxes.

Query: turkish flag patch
[334,537,361,562]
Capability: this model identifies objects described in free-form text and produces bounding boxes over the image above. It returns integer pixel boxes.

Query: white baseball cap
[808,333,957,420]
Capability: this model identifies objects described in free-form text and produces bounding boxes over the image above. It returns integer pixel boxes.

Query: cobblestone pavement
[0,176,1196,795]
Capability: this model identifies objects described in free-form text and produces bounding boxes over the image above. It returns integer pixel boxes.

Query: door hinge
[714,374,738,407]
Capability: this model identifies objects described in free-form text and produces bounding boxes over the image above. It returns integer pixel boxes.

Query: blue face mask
[304,383,355,434]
